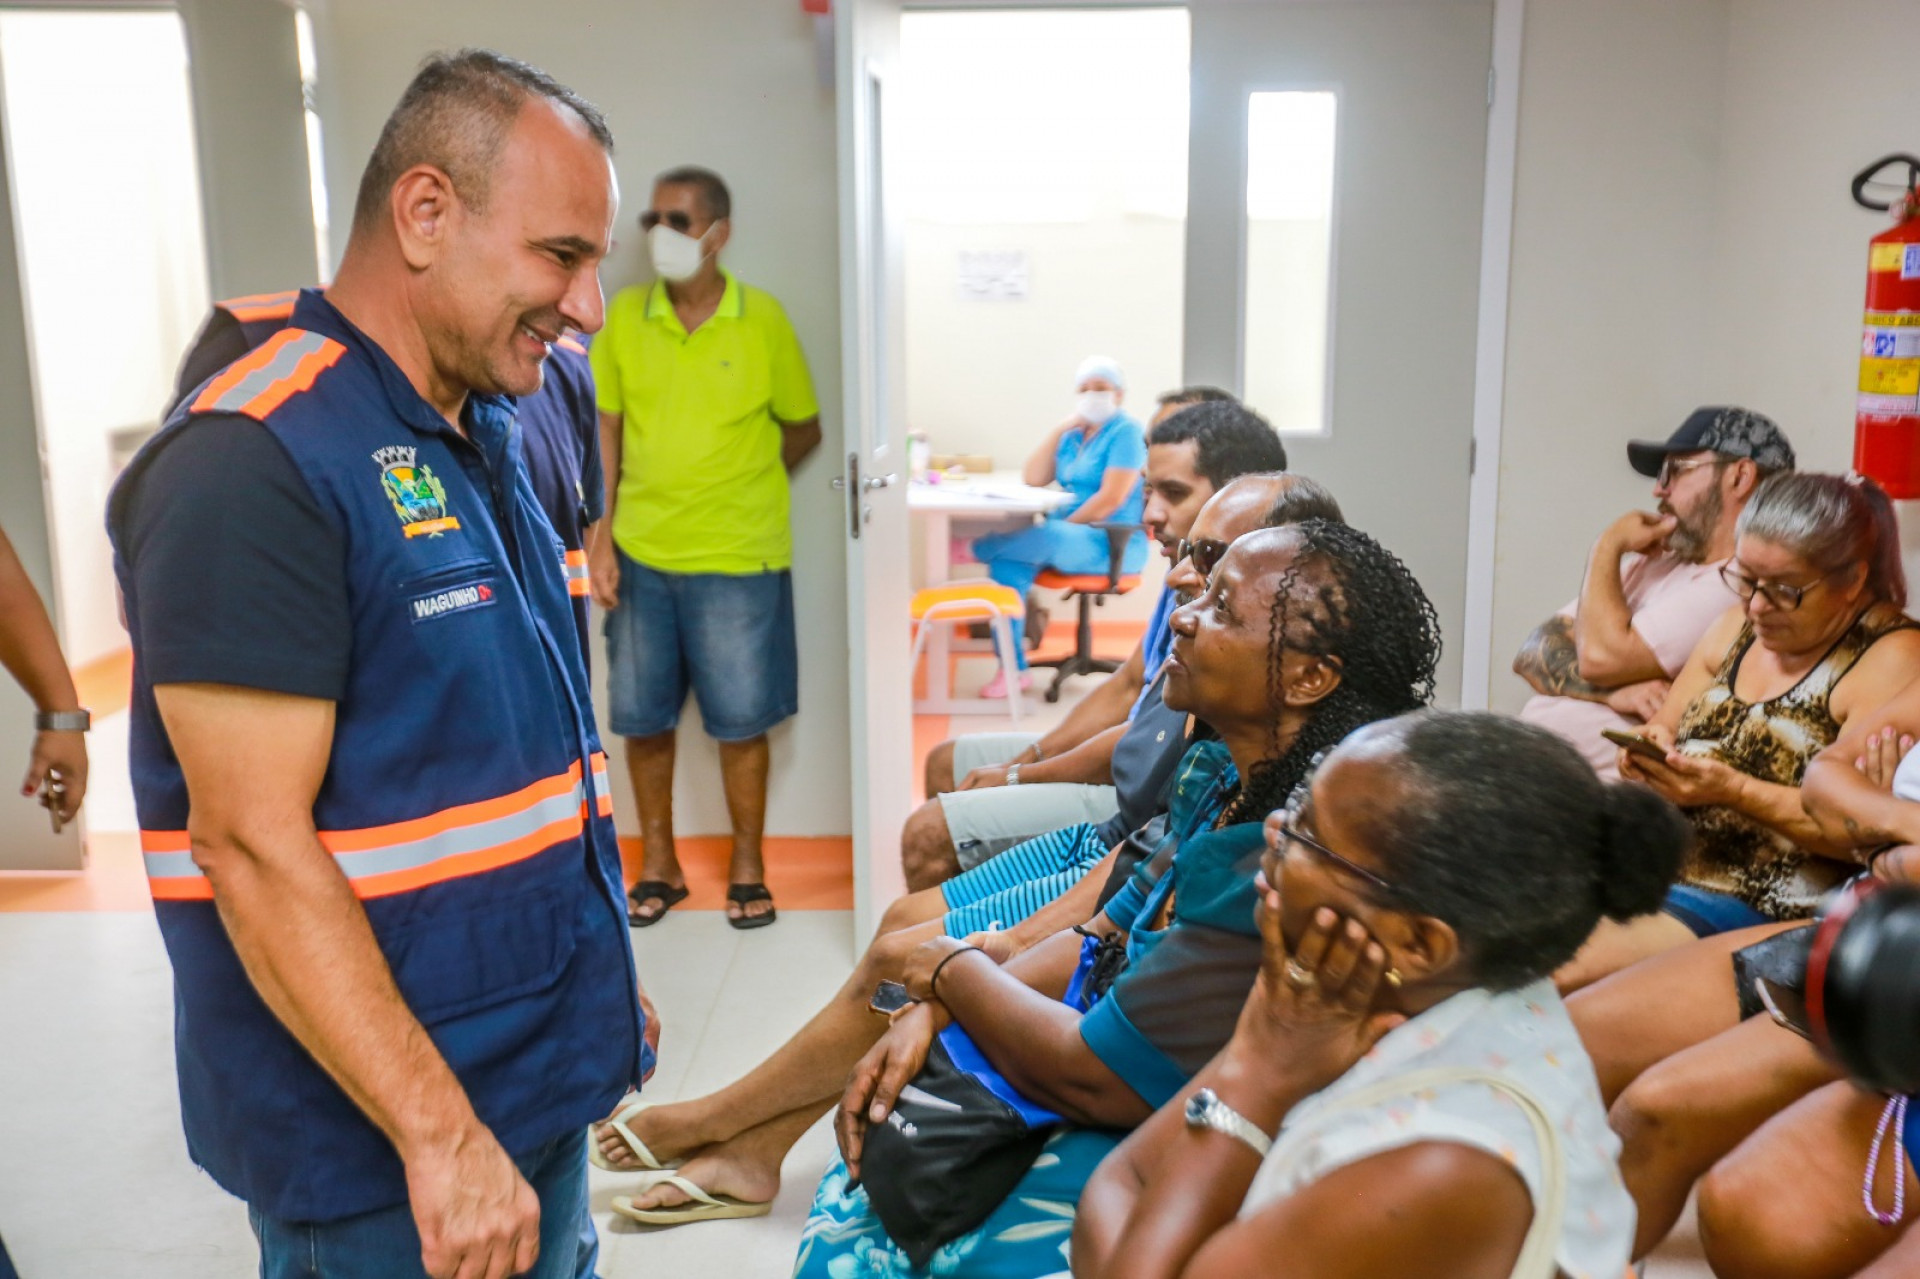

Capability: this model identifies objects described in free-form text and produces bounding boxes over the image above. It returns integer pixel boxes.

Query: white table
[908,473,1069,715]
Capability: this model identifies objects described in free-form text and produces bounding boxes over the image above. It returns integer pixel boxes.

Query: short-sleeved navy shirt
[113,416,353,701]
[161,300,603,666]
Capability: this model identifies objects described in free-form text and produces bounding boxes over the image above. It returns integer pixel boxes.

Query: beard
[1664,481,1723,563]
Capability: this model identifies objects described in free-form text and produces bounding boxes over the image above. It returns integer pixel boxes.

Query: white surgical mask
[1075,391,1117,425]
[648,223,714,282]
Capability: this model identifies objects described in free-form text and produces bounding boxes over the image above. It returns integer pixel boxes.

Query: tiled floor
[0,635,1713,1276]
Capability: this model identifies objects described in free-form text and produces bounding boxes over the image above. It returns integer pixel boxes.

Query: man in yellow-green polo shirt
[588,166,821,930]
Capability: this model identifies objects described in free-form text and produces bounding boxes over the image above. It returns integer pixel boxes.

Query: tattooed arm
[1513,614,1610,701]
[1805,660,1920,853]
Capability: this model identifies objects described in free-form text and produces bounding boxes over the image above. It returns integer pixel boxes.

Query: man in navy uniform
[174,309,605,663]
[111,51,646,1279]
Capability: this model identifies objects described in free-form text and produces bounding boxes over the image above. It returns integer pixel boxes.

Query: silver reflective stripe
[201,330,334,413]
[564,562,590,580]
[324,781,586,878]
[143,849,199,880]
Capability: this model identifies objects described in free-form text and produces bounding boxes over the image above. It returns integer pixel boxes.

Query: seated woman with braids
[1073,711,1688,1279]
[793,522,1443,1277]
[591,475,1340,1211]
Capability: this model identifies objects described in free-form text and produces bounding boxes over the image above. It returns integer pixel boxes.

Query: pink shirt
[1519,552,1737,779]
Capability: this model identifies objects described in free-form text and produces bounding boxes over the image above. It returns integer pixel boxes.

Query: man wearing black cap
[1514,406,1795,778]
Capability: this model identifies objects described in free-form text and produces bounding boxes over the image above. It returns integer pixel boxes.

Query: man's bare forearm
[781,416,822,471]
[1512,615,1608,701]
[1030,645,1145,760]
[596,411,622,521]
[202,830,480,1158]
[1018,724,1123,787]
[0,530,79,713]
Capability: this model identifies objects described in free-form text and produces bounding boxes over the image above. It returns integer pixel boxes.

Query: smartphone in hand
[869,980,912,1017]
[1601,727,1670,763]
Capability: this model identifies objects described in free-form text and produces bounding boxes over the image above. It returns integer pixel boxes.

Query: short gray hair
[1736,471,1906,608]
[352,49,613,234]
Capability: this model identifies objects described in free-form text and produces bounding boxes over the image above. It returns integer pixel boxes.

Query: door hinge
[1487,66,1496,109]
[1469,437,1478,475]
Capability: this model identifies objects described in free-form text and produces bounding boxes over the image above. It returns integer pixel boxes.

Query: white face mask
[648,222,714,282]
[1075,391,1117,424]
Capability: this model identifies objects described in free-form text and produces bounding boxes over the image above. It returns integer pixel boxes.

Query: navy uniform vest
[110,290,644,1222]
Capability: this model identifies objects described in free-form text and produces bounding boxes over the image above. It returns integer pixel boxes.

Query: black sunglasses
[1175,537,1229,579]
[639,210,698,233]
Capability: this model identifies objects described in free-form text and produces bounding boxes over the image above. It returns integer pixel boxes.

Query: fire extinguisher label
[1872,243,1906,272]
[1864,329,1920,359]
[1903,245,1920,280]
[1860,358,1920,396]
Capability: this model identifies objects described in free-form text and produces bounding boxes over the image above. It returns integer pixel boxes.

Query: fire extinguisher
[1853,154,1920,498]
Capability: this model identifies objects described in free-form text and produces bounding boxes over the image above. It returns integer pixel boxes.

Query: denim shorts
[1662,883,1773,938]
[249,1131,596,1279]
[604,551,798,742]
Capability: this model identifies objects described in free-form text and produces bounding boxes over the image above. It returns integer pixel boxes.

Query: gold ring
[1283,958,1317,990]
[1383,967,1403,989]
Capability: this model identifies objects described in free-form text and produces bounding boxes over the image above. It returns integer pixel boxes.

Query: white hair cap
[1074,355,1125,391]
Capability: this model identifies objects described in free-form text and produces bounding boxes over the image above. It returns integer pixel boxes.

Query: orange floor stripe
[617,835,852,911]
[73,647,133,718]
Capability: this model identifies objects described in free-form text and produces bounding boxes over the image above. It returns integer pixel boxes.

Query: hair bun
[1592,782,1690,921]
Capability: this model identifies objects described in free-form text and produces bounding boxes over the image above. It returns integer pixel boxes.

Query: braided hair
[1217,519,1443,826]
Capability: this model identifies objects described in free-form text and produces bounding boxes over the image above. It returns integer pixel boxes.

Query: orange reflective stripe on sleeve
[143,760,600,902]
[191,329,347,421]
[220,290,300,323]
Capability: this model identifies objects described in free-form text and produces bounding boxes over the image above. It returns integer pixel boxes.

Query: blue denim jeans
[603,552,798,741]
[249,1132,597,1279]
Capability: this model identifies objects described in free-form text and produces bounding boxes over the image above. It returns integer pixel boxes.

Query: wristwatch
[1184,1088,1272,1157]
[35,709,90,733]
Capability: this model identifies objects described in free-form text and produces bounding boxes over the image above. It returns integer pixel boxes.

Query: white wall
[309,0,850,837]
[1702,0,1920,472]
[1488,0,1730,712]
[1487,0,1920,711]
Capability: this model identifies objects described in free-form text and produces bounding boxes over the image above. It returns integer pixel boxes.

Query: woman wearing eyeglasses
[1073,711,1688,1279]
[1557,471,1920,995]
[787,523,1441,1277]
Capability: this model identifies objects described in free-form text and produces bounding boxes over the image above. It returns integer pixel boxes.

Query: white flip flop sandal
[588,1098,679,1173]
[611,1173,773,1226]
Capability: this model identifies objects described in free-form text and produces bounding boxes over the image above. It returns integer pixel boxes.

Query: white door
[836,0,911,941]
[1184,0,1494,705]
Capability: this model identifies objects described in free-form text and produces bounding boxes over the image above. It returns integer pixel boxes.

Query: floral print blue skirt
[792,1128,1122,1279]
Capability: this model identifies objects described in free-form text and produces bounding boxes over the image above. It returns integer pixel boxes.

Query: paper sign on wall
[957,250,1029,301]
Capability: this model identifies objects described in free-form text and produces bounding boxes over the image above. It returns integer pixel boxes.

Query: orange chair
[1030,524,1143,703]
[909,582,1027,722]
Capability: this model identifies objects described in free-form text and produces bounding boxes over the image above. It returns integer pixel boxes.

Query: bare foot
[623,1142,782,1211]
[594,1098,710,1172]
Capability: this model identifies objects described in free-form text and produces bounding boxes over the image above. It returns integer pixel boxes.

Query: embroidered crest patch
[374,445,461,538]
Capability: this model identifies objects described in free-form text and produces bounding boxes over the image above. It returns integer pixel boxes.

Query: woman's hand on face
[1234,886,1405,1092]
[1854,726,1916,792]
[835,1002,940,1180]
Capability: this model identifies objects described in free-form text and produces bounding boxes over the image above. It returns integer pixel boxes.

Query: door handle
[863,473,897,491]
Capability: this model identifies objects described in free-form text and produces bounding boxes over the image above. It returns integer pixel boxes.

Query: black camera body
[1807,880,1920,1095]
